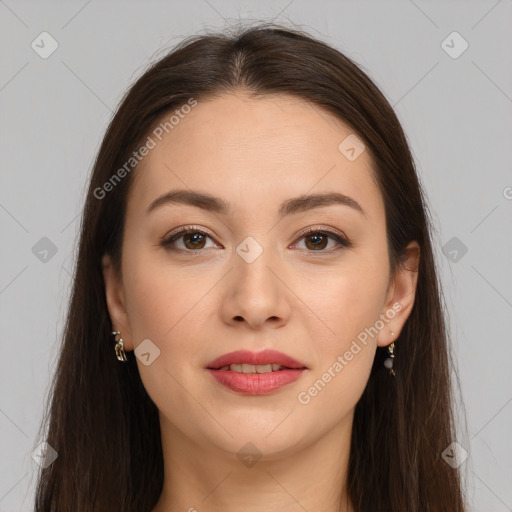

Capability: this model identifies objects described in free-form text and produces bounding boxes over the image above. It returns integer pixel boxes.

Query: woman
[33,22,466,512]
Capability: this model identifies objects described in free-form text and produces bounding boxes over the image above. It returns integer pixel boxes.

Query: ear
[102,254,134,351]
[376,241,420,348]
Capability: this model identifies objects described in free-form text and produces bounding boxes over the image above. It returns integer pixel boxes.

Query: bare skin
[102,92,420,512]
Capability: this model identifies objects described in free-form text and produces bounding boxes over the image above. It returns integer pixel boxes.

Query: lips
[206,349,307,370]
[206,349,308,395]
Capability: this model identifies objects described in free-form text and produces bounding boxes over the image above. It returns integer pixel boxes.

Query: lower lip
[207,368,306,395]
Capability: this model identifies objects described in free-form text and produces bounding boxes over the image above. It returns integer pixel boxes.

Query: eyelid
[163,224,216,241]
[294,224,348,242]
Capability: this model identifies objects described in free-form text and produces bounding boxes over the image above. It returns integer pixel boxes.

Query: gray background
[1,1,511,510]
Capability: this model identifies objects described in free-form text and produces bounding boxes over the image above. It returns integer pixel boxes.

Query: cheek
[122,249,218,390]
[121,253,209,408]
[300,256,388,402]
[124,273,174,341]
[312,257,389,347]
[122,245,204,341]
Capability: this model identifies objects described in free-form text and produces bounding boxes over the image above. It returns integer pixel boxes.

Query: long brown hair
[33,21,466,511]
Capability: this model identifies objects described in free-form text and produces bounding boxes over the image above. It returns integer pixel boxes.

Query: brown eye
[182,232,207,250]
[161,227,216,253]
[295,228,351,253]
[304,232,329,250]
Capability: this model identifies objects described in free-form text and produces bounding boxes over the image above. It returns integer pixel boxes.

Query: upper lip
[206,349,307,370]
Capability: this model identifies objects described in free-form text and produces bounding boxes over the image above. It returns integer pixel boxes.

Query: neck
[152,411,355,512]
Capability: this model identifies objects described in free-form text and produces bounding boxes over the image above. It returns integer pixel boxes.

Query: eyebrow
[146,189,366,219]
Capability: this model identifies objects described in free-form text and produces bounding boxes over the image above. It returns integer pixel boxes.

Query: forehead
[127,92,383,221]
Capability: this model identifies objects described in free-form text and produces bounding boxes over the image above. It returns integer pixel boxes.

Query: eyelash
[160,225,351,255]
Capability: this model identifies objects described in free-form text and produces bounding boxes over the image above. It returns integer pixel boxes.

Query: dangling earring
[112,330,127,362]
[384,331,395,376]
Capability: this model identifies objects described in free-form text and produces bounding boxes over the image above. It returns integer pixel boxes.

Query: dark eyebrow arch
[146,189,366,219]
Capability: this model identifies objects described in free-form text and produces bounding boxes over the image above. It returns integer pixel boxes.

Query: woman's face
[103,92,418,459]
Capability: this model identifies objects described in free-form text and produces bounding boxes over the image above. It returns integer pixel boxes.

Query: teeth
[218,363,286,373]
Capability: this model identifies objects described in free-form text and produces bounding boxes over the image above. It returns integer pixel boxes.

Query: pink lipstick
[206,349,308,395]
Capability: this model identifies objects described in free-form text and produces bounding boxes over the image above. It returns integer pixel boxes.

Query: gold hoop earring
[112,331,127,362]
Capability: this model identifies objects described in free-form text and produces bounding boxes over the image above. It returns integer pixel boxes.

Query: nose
[220,248,292,330]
